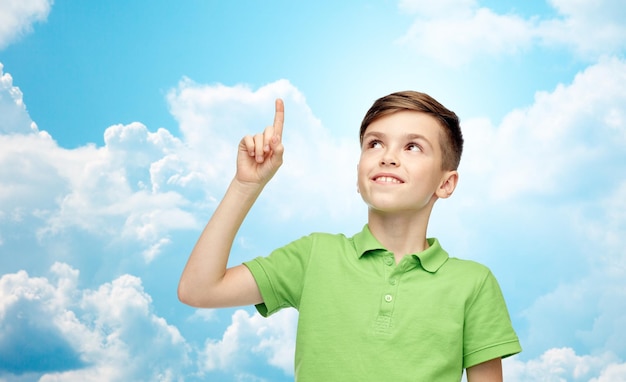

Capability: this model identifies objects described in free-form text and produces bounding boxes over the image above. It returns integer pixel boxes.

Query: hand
[236,99,285,186]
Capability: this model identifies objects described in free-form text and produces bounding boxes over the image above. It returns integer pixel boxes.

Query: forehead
[363,111,443,142]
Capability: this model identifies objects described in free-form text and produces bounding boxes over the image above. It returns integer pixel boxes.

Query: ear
[435,170,458,199]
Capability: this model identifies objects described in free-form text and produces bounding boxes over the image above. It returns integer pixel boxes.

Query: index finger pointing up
[273,98,285,139]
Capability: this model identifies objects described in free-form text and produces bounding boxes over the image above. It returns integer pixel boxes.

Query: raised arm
[177,99,285,308]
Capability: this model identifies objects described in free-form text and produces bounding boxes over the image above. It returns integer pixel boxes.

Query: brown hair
[359,91,463,171]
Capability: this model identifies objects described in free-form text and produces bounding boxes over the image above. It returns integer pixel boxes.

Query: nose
[380,150,399,166]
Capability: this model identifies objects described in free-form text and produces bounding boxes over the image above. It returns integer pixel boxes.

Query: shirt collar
[353,225,449,273]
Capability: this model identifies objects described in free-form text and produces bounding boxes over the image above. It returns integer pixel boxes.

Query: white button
[384,294,393,302]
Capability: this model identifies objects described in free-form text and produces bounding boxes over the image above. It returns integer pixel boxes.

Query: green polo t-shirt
[244,225,521,381]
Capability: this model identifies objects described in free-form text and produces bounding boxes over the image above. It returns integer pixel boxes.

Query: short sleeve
[243,235,314,317]
[463,270,522,368]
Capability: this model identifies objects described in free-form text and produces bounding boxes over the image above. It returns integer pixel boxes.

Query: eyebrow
[362,131,433,148]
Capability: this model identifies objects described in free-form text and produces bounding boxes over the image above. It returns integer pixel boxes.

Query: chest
[298,252,471,340]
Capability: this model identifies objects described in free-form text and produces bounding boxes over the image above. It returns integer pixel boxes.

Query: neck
[367,209,432,263]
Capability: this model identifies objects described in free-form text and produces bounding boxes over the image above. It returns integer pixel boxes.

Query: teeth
[376,176,401,184]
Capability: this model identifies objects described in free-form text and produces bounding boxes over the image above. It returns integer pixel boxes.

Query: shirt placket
[372,253,402,336]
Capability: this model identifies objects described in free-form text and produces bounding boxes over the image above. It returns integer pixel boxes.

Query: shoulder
[289,231,364,267]
[444,257,492,276]
[260,231,354,261]
[439,257,499,294]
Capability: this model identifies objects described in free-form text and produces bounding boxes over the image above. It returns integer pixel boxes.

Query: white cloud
[0,63,366,271]
[167,78,364,226]
[590,362,626,382]
[0,99,199,263]
[398,0,477,17]
[0,133,66,214]
[0,0,52,49]
[581,181,626,268]
[0,73,364,269]
[504,348,626,382]
[398,1,535,66]
[460,57,626,201]
[200,309,297,376]
[188,308,217,323]
[0,63,39,134]
[521,266,626,358]
[540,0,626,57]
[397,0,626,65]
[0,263,191,381]
[518,178,626,358]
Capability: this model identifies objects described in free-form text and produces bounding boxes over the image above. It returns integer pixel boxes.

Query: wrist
[230,178,265,198]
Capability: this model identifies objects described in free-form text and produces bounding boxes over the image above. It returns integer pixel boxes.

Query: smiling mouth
[373,176,403,184]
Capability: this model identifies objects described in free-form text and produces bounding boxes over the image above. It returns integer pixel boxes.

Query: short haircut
[359,91,464,171]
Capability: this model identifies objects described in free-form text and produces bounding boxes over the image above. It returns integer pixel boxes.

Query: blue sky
[1,0,625,381]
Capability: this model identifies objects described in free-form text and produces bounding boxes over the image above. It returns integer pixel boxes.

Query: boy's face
[357,111,457,214]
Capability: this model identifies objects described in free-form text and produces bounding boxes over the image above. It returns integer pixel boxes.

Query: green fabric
[244,225,521,381]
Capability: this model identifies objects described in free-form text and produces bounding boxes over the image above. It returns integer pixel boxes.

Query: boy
[178,91,522,381]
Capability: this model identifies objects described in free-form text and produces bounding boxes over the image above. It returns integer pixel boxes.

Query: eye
[367,139,383,149]
[406,142,422,152]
